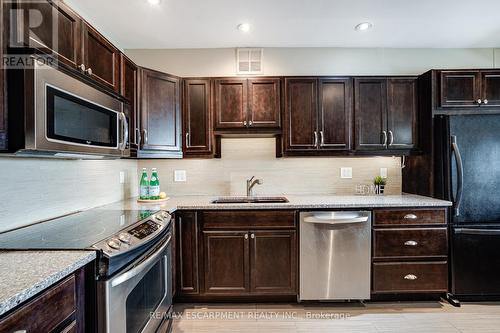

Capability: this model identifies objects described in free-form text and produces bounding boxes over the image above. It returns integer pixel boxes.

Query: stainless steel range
[0,203,173,333]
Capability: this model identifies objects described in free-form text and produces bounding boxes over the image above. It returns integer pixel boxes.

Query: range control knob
[155,215,164,222]
[107,238,121,250]
[162,212,170,219]
[118,233,131,243]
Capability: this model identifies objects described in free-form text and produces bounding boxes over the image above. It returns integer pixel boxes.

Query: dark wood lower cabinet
[0,267,87,333]
[250,231,297,294]
[176,211,200,295]
[203,231,250,294]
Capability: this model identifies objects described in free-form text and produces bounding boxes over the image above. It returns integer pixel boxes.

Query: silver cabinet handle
[404,214,417,220]
[314,131,318,147]
[243,120,247,126]
[244,234,249,240]
[14,331,27,333]
[251,233,255,239]
[79,63,86,72]
[249,120,253,126]
[320,131,324,146]
[135,128,141,146]
[86,67,93,76]
[484,99,489,104]
[186,132,190,147]
[388,130,394,146]
[477,99,482,104]
[142,129,148,145]
[382,131,388,146]
[404,274,418,280]
[404,240,418,246]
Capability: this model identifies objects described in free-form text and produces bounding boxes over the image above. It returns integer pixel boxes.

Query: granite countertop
[0,251,95,317]
[102,193,452,213]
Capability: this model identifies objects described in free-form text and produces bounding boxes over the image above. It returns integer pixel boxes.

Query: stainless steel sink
[211,196,289,204]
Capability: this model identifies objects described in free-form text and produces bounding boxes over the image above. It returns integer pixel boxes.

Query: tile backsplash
[139,138,402,196]
[0,157,138,233]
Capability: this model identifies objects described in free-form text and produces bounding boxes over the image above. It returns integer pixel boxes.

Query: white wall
[125,47,499,77]
[139,138,402,197]
[0,158,138,233]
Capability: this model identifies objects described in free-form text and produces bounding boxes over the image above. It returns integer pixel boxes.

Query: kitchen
[0,0,499,332]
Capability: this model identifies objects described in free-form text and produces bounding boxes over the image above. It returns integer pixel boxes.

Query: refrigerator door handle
[451,135,464,217]
[455,228,500,236]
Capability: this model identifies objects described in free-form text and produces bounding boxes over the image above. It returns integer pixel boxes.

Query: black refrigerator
[435,113,500,300]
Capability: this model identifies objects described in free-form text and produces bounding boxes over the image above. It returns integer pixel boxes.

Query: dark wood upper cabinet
[318,78,352,150]
[250,230,297,295]
[354,78,388,151]
[214,79,247,129]
[284,78,318,151]
[480,70,500,106]
[175,212,200,295]
[440,70,481,108]
[183,79,213,156]
[248,78,281,128]
[14,0,82,69]
[203,231,250,294]
[387,78,417,149]
[120,54,138,151]
[139,68,182,157]
[82,23,120,92]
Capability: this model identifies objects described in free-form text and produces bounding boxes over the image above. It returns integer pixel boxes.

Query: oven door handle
[111,235,171,287]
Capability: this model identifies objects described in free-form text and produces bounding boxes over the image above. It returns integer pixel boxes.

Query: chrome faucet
[246,176,263,197]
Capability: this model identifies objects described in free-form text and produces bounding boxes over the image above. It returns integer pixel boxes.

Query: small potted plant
[373,176,387,195]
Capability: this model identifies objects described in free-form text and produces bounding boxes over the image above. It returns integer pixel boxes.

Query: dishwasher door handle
[303,216,369,225]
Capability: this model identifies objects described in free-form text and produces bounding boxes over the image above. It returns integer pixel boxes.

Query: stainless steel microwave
[15,61,129,158]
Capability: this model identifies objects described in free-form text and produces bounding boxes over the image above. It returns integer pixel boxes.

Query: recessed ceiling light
[355,22,373,31]
[147,0,161,5]
[237,23,251,33]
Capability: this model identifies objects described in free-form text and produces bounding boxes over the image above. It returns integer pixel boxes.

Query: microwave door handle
[111,235,171,287]
[451,135,464,217]
[122,113,129,151]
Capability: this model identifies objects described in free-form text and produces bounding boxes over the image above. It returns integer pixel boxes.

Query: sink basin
[211,196,289,204]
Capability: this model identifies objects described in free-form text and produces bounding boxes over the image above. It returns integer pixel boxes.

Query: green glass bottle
[139,168,149,200]
[149,168,160,200]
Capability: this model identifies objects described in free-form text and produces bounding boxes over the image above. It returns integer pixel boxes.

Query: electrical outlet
[380,168,388,178]
[119,171,126,184]
[174,170,187,182]
[340,167,353,179]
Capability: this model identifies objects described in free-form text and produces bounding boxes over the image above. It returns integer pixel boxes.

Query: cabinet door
[183,79,212,155]
[354,78,388,151]
[214,79,247,129]
[284,78,318,151]
[440,71,480,108]
[139,68,182,155]
[250,231,297,295]
[176,212,200,295]
[203,231,250,294]
[16,0,82,68]
[120,54,138,151]
[318,78,352,151]
[480,70,500,106]
[82,23,120,92]
[387,78,417,149]
[248,78,281,128]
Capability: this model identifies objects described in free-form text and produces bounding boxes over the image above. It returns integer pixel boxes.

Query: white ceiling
[65,0,500,49]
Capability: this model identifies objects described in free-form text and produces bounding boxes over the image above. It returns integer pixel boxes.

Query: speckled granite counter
[101,193,452,213]
[0,251,95,317]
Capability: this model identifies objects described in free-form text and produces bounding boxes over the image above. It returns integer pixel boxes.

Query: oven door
[98,235,172,333]
[29,61,129,158]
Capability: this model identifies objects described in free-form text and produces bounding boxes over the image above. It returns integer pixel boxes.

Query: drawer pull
[404,214,418,220]
[404,274,418,280]
[404,240,418,246]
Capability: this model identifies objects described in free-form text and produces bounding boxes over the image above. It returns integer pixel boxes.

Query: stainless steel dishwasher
[299,211,371,301]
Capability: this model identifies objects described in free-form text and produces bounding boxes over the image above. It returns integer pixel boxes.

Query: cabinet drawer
[0,275,76,332]
[373,262,448,293]
[202,211,296,229]
[374,209,446,226]
[373,228,448,259]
